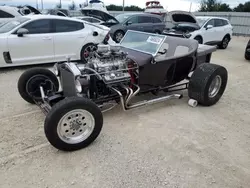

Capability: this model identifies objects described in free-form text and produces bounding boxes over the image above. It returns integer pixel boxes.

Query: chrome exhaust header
[110,84,182,111]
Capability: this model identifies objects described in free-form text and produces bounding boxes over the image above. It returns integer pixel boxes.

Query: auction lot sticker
[147,36,163,44]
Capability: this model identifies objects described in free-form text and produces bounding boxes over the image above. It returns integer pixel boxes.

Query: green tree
[106,4,143,11]
[233,1,250,12]
[199,0,231,11]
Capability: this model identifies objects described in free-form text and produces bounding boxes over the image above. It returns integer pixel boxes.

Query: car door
[125,15,144,32]
[51,19,87,62]
[7,19,54,65]
[214,18,226,41]
[137,15,153,33]
[201,18,217,44]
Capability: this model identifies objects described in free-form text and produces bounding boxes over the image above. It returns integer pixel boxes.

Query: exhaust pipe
[110,85,183,111]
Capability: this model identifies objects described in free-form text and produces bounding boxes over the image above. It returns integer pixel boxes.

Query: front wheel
[44,97,103,151]
[188,63,228,106]
[17,68,59,104]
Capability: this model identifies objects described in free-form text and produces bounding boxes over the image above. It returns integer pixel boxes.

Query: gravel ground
[0,36,250,188]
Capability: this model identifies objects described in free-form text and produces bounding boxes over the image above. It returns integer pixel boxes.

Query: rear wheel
[17,68,59,104]
[188,63,228,106]
[114,30,125,43]
[44,97,103,151]
[80,43,97,63]
[218,35,230,49]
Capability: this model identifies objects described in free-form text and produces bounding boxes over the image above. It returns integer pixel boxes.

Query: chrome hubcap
[57,109,95,144]
[116,33,124,42]
[223,38,229,47]
[208,75,222,98]
[83,45,96,61]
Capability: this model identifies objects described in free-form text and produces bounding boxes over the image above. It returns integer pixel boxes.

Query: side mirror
[93,31,98,36]
[126,21,132,25]
[206,25,213,30]
[17,28,29,37]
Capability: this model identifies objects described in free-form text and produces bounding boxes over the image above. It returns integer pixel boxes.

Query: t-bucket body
[119,30,200,91]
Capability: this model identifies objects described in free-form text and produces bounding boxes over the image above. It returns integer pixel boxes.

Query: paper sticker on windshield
[147,36,163,44]
[12,21,20,25]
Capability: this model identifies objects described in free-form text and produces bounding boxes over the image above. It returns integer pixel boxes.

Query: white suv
[163,11,233,49]
[194,16,233,49]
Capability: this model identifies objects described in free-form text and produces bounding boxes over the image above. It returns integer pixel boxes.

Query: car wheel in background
[194,36,203,44]
[218,35,230,49]
[245,48,250,60]
[114,30,125,43]
[80,43,97,63]
[188,63,228,106]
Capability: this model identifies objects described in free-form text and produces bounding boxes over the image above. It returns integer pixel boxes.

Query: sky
[0,0,249,12]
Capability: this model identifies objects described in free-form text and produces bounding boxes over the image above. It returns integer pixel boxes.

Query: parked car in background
[80,9,119,27]
[163,11,233,49]
[110,13,165,43]
[244,39,250,60]
[74,16,104,24]
[0,14,111,68]
[0,5,41,24]
[0,6,23,24]
[41,9,70,17]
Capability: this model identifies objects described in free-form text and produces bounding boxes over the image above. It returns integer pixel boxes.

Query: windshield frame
[120,30,166,57]
[0,17,31,34]
[196,17,209,27]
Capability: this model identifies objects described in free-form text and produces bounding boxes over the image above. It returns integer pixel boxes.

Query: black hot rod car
[17,30,228,151]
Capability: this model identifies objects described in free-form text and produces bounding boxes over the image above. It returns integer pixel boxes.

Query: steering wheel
[158,49,167,55]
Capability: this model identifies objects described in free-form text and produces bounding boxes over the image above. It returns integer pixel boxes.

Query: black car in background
[110,13,165,43]
[80,9,166,43]
[245,39,250,60]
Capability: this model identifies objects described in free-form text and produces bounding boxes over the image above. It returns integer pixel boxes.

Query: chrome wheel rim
[208,75,222,98]
[115,32,124,42]
[223,38,229,48]
[57,109,95,144]
[83,45,96,61]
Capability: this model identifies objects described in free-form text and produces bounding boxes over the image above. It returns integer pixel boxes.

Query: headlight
[53,64,59,76]
[185,33,192,38]
[75,78,82,93]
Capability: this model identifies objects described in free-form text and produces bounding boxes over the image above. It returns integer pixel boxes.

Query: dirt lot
[0,36,250,188]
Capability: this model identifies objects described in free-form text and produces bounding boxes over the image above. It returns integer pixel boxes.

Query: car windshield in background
[196,17,209,27]
[115,14,133,23]
[120,30,166,55]
[0,17,30,34]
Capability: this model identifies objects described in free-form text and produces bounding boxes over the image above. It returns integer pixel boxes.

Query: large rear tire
[188,63,228,106]
[44,97,103,151]
[17,68,59,104]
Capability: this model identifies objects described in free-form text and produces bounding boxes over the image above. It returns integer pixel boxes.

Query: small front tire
[188,63,228,106]
[44,97,103,151]
[17,68,59,104]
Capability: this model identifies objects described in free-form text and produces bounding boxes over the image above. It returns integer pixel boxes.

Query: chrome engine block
[89,44,132,84]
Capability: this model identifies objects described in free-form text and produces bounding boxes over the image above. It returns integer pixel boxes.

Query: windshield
[0,17,30,34]
[120,30,166,55]
[115,14,133,23]
[196,17,209,27]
